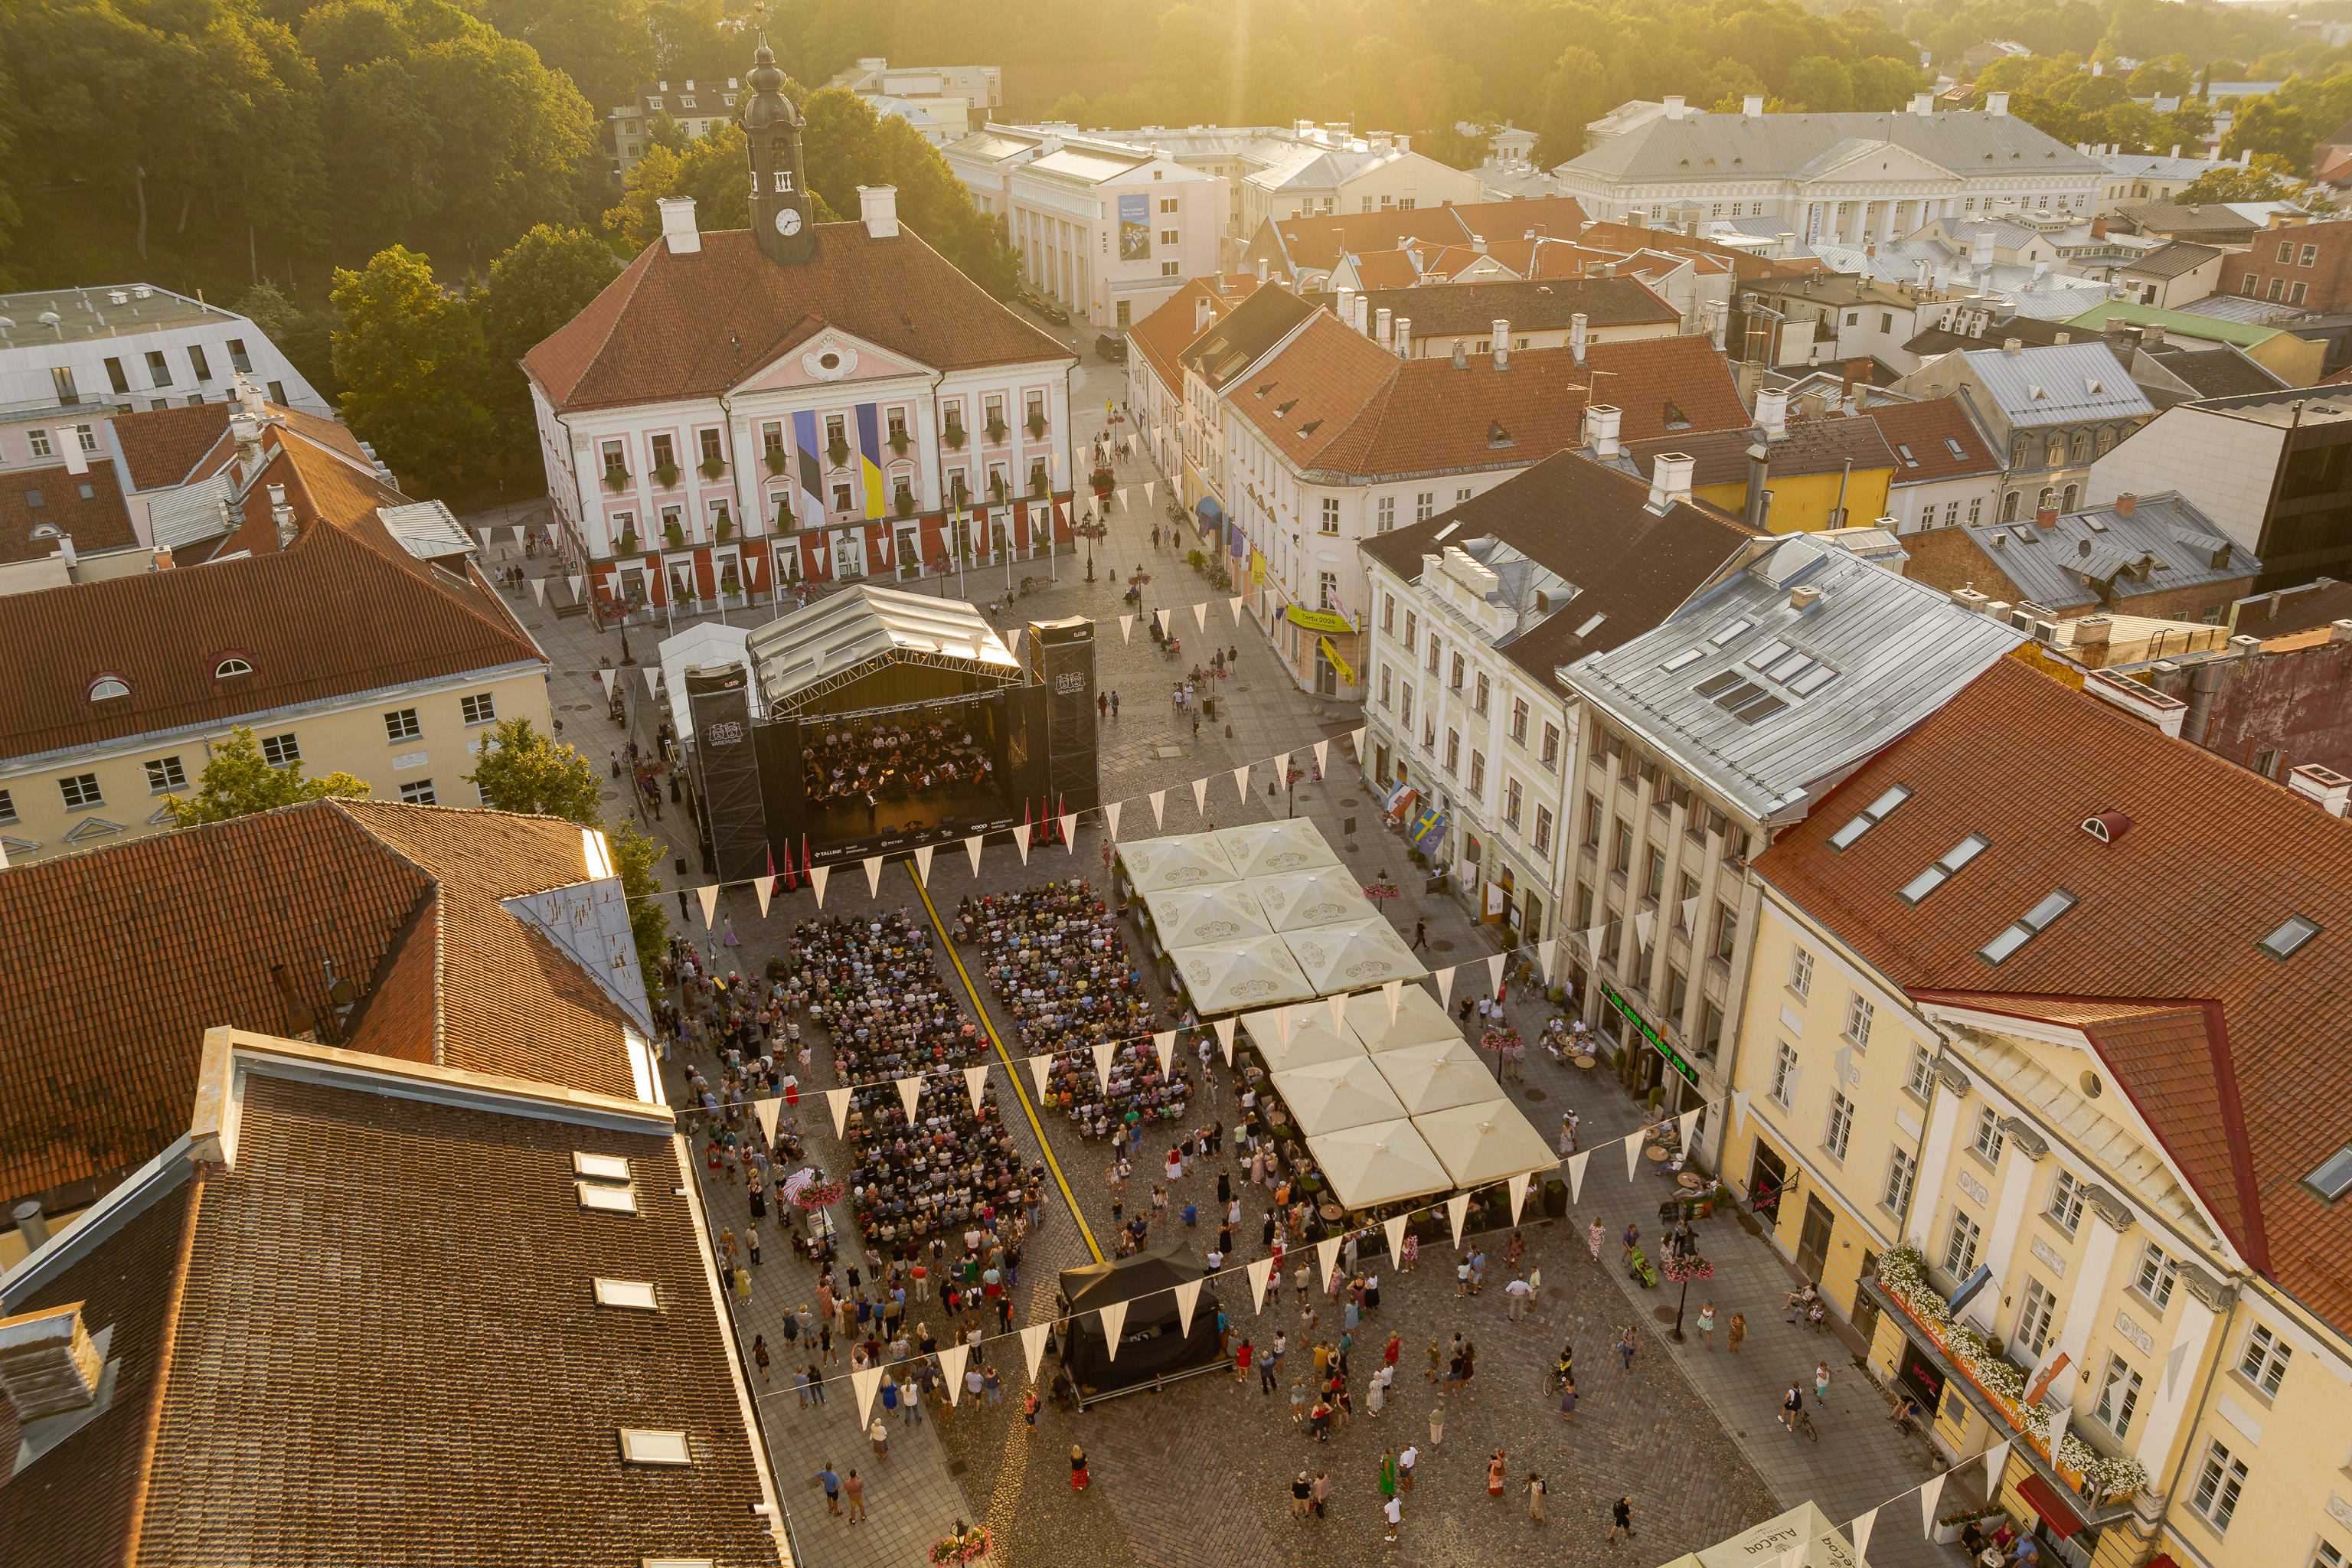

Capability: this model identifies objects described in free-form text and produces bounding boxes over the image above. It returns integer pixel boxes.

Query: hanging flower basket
[1661,1254,1713,1284]
[929,1524,991,1565]
[1477,1025,1521,1054]
[1361,883,1401,900]
[792,1179,846,1211]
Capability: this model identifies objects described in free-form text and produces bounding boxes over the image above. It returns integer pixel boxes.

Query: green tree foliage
[2224,70,2352,170]
[477,224,620,447]
[235,280,345,403]
[478,0,653,115]
[329,245,493,487]
[163,725,370,827]
[604,122,757,247]
[799,88,1018,297]
[466,717,605,822]
[2177,156,2307,205]
[607,818,671,996]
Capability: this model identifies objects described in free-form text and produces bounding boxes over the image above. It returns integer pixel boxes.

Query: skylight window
[1575,612,1608,637]
[1788,665,1839,696]
[1945,437,1968,459]
[2304,1144,2352,1203]
[1896,443,1919,467]
[1709,618,1754,646]
[2258,914,2321,961]
[1693,671,1743,698]
[1730,694,1788,724]
[1829,784,1913,850]
[1659,647,1705,672]
[577,1181,639,1214]
[593,1278,661,1311]
[618,1429,693,1465]
[1744,639,1791,670]
[1765,650,1815,681]
[1978,888,2079,965]
[1900,834,1991,903]
[2086,516,2109,532]
[574,1152,632,1181]
[1712,681,1765,711]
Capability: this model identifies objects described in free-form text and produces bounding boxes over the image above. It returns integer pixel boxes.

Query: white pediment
[733,326,933,395]
[1802,140,1960,188]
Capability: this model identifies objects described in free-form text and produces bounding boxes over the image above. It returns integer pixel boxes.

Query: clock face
[776,207,802,236]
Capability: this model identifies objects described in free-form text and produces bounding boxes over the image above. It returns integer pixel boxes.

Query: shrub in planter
[699,456,727,480]
[617,531,639,554]
[1090,466,1116,495]
[896,493,916,518]
[889,433,910,456]
[763,449,789,475]
[663,522,686,548]
[1406,848,1428,867]
[1026,412,1047,438]
[603,468,630,492]
[985,416,1009,443]
[826,439,851,469]
[653,462,682,489]
[1187,547,1204,569]
[1031,473,1049,498]
[714,517,735,543]
[943,423,967,449]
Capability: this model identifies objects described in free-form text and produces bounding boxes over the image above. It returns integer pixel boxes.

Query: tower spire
[743,12,813,263]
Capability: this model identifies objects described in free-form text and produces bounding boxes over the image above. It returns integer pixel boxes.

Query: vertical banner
[792,410,825,534]
[1119,192,1150,260]
[855,402,884,519]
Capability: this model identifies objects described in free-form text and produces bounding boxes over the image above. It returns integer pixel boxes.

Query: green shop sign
[1600,982,1699,1086]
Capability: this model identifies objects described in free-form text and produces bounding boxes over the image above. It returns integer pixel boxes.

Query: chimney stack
[1451,339,1468,369]
[857,185,900,239]
[2289,763,2352,818]
[0,1304,104,1421]
[1586,403,1622,458]
[2092,215,2108,240]
[1987,92,2011,116]
[2115,493,2137,515]
[1355,294,1371,336]
[658,196,701,255]
[1570,312,1589,364]
[1743,94,1764,118]
[1756,387,1788,438]
[1745,443,1770,530]
[2002,338,2023,355]
[1663,95,1686,122]
[1376,306,1393,346]
[1335,286,1355,329]
[2037,505,2060,529]
[1255,256,1269,283]
[1790,585,1823,610]
[1648,452,1694,511]
[1393,316,1410,358]
[1491,319,1511,371]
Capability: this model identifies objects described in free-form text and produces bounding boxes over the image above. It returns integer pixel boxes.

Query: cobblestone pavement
[460,341,1962,1566]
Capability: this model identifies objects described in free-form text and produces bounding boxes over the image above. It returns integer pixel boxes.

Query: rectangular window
[1944,1209,1982,1276]
[400,779,438,805]
[1377,496,1394,531]
[1473,672,1489,714]
[1824,1092,1854,1159]
[1399,684,1413,727]
[1468,750,1485,799]
[28,429,52,459]
[1714,901,1738,962]
[2046,1168,2085,1233]
[1701,1001,1724,1059]
[188,345,213,381]
[1612,821,1632,874]
[1843,991,1874,1049]
[1426,635,1440,675]
[1381,593,1395,633]
[143,756,186,792]
[2193,1441,2247,1533]
[1907,1044,1936,1099]
[1645,847,1665,900]
[697,427,723,465]
[2135,1241,2179,1310]
[652,433,676,470]
[2018,1277,2056,1355]
[1508,699,1528,745]
[1583,792,1602,847]
[266,381,286,404]
[106,355,131,392]
[601,439,626,477]
[51,366,80,406]
[1788,946,1815,997]
[1540,723,1559,770]
[76,425,97,452]
[1504,777,1522,828]
[2239,1324,2292,1396]
[226,339,251,374]
[834,482,854,512]
[1320,497,1339,534]
[1971,1107,2005,1164]
[1378,665,1393,708]
[460,692,497,726]
[260,733,302,768]
[1317,570,1338,611]
[1667,965,1687,1018]
[145,349,172,387]
[1771,1041,1801,1108]
[385,708,422,742]
[1533,805,1553,855]
[2303,243,2320,267]
[59,773,103,809]
[1883,1146,1918,1214]
[1449,652,1465,691]
[0,789,15,824]
[1979,889,2078,965]
[1415,492,1434,524]
[1444,729,1460,773]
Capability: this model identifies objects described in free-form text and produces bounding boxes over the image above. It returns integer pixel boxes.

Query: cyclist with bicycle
[1781,1380,1806,1435]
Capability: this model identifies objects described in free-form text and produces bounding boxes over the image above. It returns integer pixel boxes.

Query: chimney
[2002,338,2023,355]
[2036,505,2060,529]
[10,1200,48,1252]
[1393,315,1411,358]
[1986,92,2011,116]
[1663,95,1686,122]
[1451,339,1468,369]
[1702,298,1726,350]
[2335,618,2352,642]
[1354,294,1371,336]
[1376,306,1393,345]
[2288,763,2352,817]
[1570,312,1589,364]
[152,544,174,571]
[1256,256,1269,283]
[858,185,900,239]
[1756,387,1788,438]
[1745,443,1770,530]
[1789,584,1823,611]
[0,1304,104,1420]
[1648,452,1694,510]
[1335,286,1355,328]
[2073,614,2114,667]
[2145,324,2165,348]
[1743,94,1764,118]
[1491,319,1511,370]
[2115,492,2137,516]
[2091,215,2108,240]
[1194,295,1215,332]
[1587,403,1622,458]
[270,482,299,547]
[658,196,701,255]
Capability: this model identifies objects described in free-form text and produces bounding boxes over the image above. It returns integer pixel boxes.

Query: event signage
[1599,982,1699,1086]
[1118,193,1150,260]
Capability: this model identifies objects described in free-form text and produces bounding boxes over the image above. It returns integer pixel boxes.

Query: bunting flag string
[755,873,773,920]
[1624,1131,1645,1182]
[567,573,584,600]
[753,1096,781,1148]
[643,667,661,698]
[1119,613,1135,643]
[826,1085,852,1138]
[913,844,934,884]
[697,884,720,932]
[1635,910,1655,949]
[896,1074,925,1121]
[1104,802,1122,839]
[853,1364,885,1430]
[1446,1191,1473,1248]
[1012,824,1031,864]
[1485,953,1505,995]
[1093,1041,1116,1092]
[1099,1299,1129,1360]
[964,1063,991,1116]
[1317,1235,1344,1291]
[1116,487,1129,511]
[1144,481,1156,506]
[1508,1171,1532,1227]
[966,835,985,877]
[1918,1475,1945,1539]
[512,524,528,544]
[1174,1277,1203,1338]
[809,864,830,907]
[1566,1149,1591,1204]
[1021,1323,1051,1384]
[1227,596,1244,625]
[938,1342,972,1405]
[1731,1088,1752,1136]
[530,576,547,605]
[1193,602,1208,632]
[1681,896,1699,933]
[1148,789,1167,829]
[1981,1439,2011,1501]
[1233,763,1252,802]
[1190,776,1208,816]
[1213,1016,1237,1063]
[1153,1030,1178,1077]
[863,855,884,897]
[1313,739,1328,775]
[1348,726,1365,759]
[1027,1054,1054,1102]
[1436,965,1457,1008]
[1540,938,1559,985]
[1678,1106,1703,1153]
[1382,1214,1410,1264]
[1849,1508,1876,1565]
[1246,1256,1277,1314]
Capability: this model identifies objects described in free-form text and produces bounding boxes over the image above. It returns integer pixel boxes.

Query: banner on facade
[1118,193,1150,260]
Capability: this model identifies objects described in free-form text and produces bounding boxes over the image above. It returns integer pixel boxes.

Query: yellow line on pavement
[912,867,1102,1263]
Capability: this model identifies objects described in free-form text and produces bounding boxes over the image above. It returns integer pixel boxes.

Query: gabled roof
[1556,108,2104,185]
[523,224,1071,415]
[1360,447,1755,686]
[1952,341,2157,427]
[1127,276,1263,394]
[1564,534,2027,822]
[1867,397,2003,482]
[0,465,137,564]
[0,800,645,1210]
[1243,196,1589,280]
[2121,241,2223,280]
[107,400,370,495]
[1756,656,2352,1327]
[1354,276,1677,337]
[1181,285,1318,392]
[1931,491,2256,615]
[1626,414,1897,489]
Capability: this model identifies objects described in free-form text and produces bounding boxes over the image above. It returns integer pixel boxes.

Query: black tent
[1057,1244,1225,1397]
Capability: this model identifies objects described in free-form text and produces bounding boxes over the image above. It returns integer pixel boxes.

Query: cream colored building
[1723,652,2352,1568]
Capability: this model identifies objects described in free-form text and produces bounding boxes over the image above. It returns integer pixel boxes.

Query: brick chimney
[2288,763,2352,817]
[2037,505,2060,529]
[2115,493,2137,515]
[2073,615,2113,668]
[2092,216,2109,240]
[1492,319,1511,371]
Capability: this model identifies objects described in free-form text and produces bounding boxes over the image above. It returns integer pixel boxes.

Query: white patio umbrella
[1303,1119,1454,1211]
[1412,1097,1559,1189]
[1114,831,1240,893]
[1283,916,1428,991]
[1373,1039,1503,1116]
[1271,1054,1407,1135]
[1215,818,1341,879]
[1171,933,1315,1014]
[1343,985,1461,1054]
[1253,864,1380,933]
[1240,1008,1367,1072]
[1141,880,1272,949]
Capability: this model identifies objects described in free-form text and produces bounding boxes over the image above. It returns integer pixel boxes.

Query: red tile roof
[1757,655,2352,1328]
[1867,397,2003,482]
[1246,197,1589,280]
[524,224,1073,415]
[0,464,139,564]
[110,401,232,492]
[1127,276,1265,396]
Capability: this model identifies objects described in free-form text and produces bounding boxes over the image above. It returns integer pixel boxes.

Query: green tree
[236,280,344,402]
[2178,156,2306,204]
[479,0,653,116]
[466,716,604,821]
[164,725,370,826]
[607,818,671,996]
[799,89,1017,297]
[1785,56,1854,113]
[329,244,493,487]
[1535,46,1609,168]
[477,224,619,452]
[602,124,760,248]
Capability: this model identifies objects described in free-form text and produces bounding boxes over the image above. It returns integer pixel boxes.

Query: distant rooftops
[0,285,245,348]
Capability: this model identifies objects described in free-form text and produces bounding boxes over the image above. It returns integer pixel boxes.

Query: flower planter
[699,458,727,481]
[763,449,789,476]
[944,426,967,450]
[653,463,681,489]
[890,435,910,456]
[985,420,1009,444]
[603,470,630,492]
[1026,416,1047,439]
[827,443,851,469]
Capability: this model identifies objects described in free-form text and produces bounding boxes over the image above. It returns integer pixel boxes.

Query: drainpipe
[2181,653,2231,748]
[1832,458,1853,528]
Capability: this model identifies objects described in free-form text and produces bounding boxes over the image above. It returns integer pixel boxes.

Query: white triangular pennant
[1436,966,1456,1007]
[1214,1017,1236,1063]
[1678,1107,1702,1153]
[1851,1508,1877,1564]
[1383,979,1402,1021]
[1021,1322,1051,1383]
[1154,1030,1177,1077]
[1010,628,1026,662]
[530,576,547,604]
[1028,1053,1054,1101]
[1050,452,1061,478]
[1635,910,1654,949]
[1982,1438,2011,1500]
[1919,1475,1945,1539]
[1681,896,1699,931]
[476,527,493,550]
[567,573,584,599]
[853,1364,885,1429]
[1834,1044,1853,1086]
[864,855,883,897]
[1233,763,1252,802]
[1012,824,1031,864]
[1174,1277,1204,1338]
[1119,613,1134,643]
[1348,726,1364,759]
[897,1073,925,1121]
[1093,1041,1116,1092]
[1116,487,1129,511]
[1227,596,1243,624]
[1104,801,1122,839]
[1193,601,1207,632]
[1446,1191,1472,1247]
[754,1096,780,1148]
[810,864,830,906]
[1155,609,1169,639]
[644,666,660,697]
[938,1341,972,1404]
[511,524,527,544]
[913,844,933,884]
[697,884,720,931]
[1059,812,1076,850]
[1567,1149,1591,1204]
[1508,1171,1531,1227]
[755,874,773,920]
[1190,776,1207,816]
[1486,954,1504,995]
[1317,1236,1344,1291]
[1099,1298,1129,1360]
[1625,1132,1645,1181]
[1246,1255,1276,1313]
[827,1085,851,1138]
[1540,938,1558,984]
[966,835,984,877]
[1732,1088,1752,1136]
[1149,789,1166,828]
[1314,739,1328,776]
[1145,482,1157,505]
[964,1063,990,1116]
[596,668,613,698]
[1586,923,1608,959]
[1383,1214,1409,1263]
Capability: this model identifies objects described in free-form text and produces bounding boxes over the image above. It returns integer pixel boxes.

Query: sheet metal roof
[1557,109,2103,185]
[376,498,475,561]
[1953,492,2255,614]
[1956,341,2158,426]
[744,582,1018,705]
[1564,534,2026,822]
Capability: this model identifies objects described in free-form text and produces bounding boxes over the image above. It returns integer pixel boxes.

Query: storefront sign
[1599,982,1698,1086]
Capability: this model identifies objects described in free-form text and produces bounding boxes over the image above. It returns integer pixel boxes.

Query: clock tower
[743,33,813,264]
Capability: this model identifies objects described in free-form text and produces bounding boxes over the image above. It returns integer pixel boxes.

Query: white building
[942,127,1228,331]
[0,284,327,419]
[610,77,741,177]
[1553,95,2105,249]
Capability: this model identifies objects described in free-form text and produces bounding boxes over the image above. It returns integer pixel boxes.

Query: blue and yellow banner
[1406,802,1449,855]
[855,403,884,520]
[792,410,823,528]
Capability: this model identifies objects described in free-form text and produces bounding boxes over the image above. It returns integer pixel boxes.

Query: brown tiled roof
[0,801,635,1210]
[1127,276,1264,395]
[524,224,1072,415]
[1757,655,2352,1325]
[1181,286,1319,393]
[1246,197,1589,280]
[1867,397,2003,482]
[110,401,231,492]
[1356,276,1678,338]
[1627,414,1896,488]
[1360,448,1754,686]
[0,464,138,564]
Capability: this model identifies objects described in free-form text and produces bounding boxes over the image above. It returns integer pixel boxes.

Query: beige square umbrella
[1240,1008,1366,1072]
[1115,832,1239,893]
[1692,1502,1856,1568]
[1271,1054,1408,1135]
[1412,1097,1559,1189]
[1140,880,1272,949]
[1373,1040,1504,1116]
[1284,916,1429,992]
[1302,1119,1454,1212]
[1253,864,1379,932]
[1344,985,1461,1054]
[1216,818,1341,879]
[1172,933,1316,1014]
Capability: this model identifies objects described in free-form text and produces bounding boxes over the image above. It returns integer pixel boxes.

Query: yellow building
[1626,417,1897,534]
[0,406,549,863]
[1723,655,2352,1568]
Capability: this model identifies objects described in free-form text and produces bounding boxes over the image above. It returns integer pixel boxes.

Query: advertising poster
[1119,193,1150,261]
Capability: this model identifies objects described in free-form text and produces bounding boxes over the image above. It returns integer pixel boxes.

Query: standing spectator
[844,1469,866,1524]
[1485,1450,1508,1500]
[1525,1472,1548,1524]
[1727,1312,1748,1354]
[870,1416,890,1461]
[753,1335,771,1383]
[1291,1473,1312,1520]
[1697,1301,1717,1350]
[1588,1217,1606,1264]
[1617,1324,1639,1373]
[903,1375,923,1426]
[1505,1274,1534,1321]
[1397,1442,1417,1493]
[1384,1492,1403,1544]
[818,1462,841,1514]
[1609,1497,1636,1542]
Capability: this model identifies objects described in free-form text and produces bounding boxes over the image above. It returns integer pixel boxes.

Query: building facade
[610,77,741,176]
[0,284,327,418]
[1896,341,2157,524]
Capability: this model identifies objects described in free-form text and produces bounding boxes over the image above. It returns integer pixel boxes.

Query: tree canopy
[163,725,371,826]
[466,717,606,822]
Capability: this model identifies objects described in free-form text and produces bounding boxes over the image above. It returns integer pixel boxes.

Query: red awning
[2017,1474,2088,1538]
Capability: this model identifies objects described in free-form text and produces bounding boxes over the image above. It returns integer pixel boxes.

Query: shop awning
[1686,1501,1857,1568]
[1196,495,1225,521]
[2017,1474,2087,1539]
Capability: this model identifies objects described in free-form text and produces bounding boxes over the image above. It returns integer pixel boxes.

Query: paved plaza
[464,341,1978,1567]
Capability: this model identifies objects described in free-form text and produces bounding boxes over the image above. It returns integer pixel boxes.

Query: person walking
[1292,1473,1312,1521]
[1697,1301,1717,1350]
[1071,1445,1091,1489]
[903,1374,923,1426]
[1397,1442,1416,1494]
[1608,1497,1637,1543]
[1587,1217,1606,1265]
[1383,1493,1403,1544]
[1236,1337,1253,1387]
[753,1334,771,1384]
[1727,1311,1748,1354]
[1815,1360,1832,1405]
[1617,1324,1638,1372]
[1558,1374,1577,1423]
[1525,1472,1548,1524]
[1412,919,1428,952]
[871,1416,890,1461]
[1378,1447,1399,1507]
[818,1462,842,1515]
[1485,1450,1508,1500]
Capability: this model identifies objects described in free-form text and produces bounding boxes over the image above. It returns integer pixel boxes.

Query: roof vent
[0,1304,103,1420]
[2080,811,2133,844]
[2288,763,2352,818]
[618,1429,694,1465]
[1789,585,1823,611]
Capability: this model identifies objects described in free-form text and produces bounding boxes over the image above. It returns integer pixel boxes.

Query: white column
[2049,1191,2133,1412]
[1906,1063,1971,1250]
[2132,1269,2230,1471]
[1979,1119,2048,1331]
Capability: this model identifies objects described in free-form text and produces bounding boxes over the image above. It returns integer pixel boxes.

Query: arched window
[88,676,129,701]
[2001,491,2020,522]
[214,658,253,679]
[2038,486,2059,511]
[2070,430,2092,463]
[2062,483,2079,511]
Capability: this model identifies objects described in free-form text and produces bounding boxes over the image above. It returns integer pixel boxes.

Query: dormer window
[214,657,253,679]
[88,676,129,701]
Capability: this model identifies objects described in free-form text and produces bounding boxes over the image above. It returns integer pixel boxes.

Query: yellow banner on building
[1284,606,1354,635]
[1318,635,1356,684]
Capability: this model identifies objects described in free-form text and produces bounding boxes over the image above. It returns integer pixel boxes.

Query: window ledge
[2224,1370,2277,1412]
